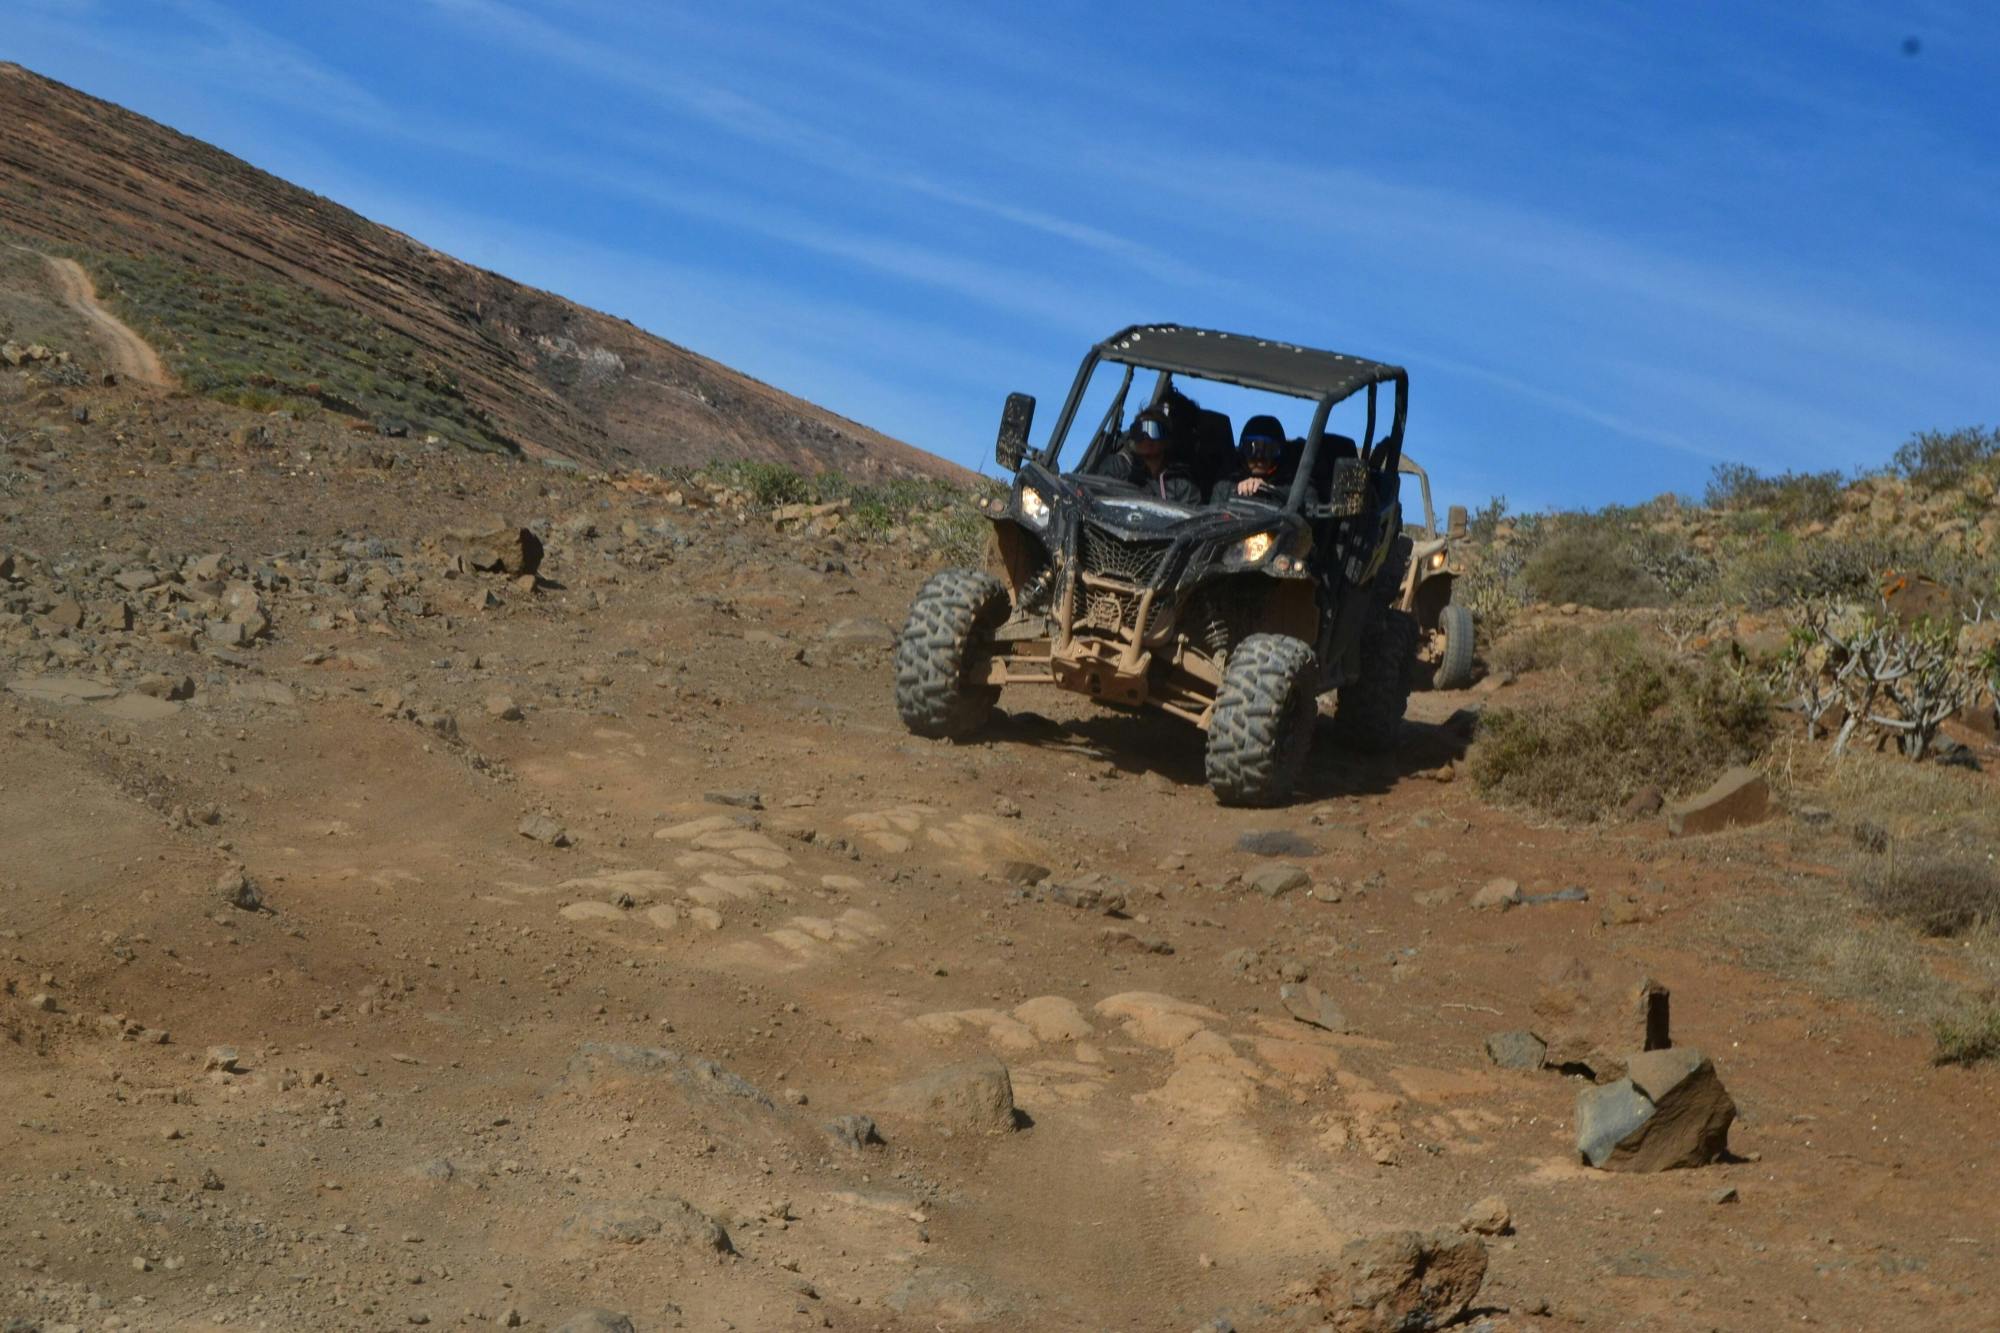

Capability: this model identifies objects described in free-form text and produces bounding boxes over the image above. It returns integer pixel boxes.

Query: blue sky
[9,1,1996,510]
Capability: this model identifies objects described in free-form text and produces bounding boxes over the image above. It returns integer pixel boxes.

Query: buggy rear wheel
[893,568,1009,739]
[1433,602,1476,690]
[1205,633,1320,807]
[1334,608,1418,753]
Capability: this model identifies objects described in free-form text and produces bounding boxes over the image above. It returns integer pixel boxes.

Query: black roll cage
[1038,338,1409,517]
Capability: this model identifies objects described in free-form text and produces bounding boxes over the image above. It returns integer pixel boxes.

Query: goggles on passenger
[1129,417,1169,443]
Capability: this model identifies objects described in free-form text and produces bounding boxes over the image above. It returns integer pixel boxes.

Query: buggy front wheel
[893,568,1009,739]
[1205,633,1320,807]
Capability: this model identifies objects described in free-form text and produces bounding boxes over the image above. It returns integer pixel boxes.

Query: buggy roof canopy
[1096,324,1404,401]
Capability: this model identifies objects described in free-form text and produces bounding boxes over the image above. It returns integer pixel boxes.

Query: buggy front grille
[1079,587,1143,634]
[1078,525,1171,586]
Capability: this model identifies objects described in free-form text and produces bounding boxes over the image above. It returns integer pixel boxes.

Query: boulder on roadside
[1460,1195,1512,1236]
[518,814,571,847]
[1247,863,1311,898]
[1667,767,1769,837]
[435,526,543,577]
[1575,1048,1735,1171]
[1470,877,1521,910]
[877,1057,1018,1135]
[1314,1228,1488,1331]
[1532,960,1669,1080]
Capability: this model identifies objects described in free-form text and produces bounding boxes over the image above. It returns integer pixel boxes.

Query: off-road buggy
[1396,456,1477,690]
[894,324,1419,806]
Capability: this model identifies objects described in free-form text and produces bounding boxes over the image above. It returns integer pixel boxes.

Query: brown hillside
[0,61,968,481]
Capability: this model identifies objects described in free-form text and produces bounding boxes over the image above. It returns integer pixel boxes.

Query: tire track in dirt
[9,245,170,387]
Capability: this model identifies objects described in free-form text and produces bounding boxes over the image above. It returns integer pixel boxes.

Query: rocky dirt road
[2,373,1997,1331]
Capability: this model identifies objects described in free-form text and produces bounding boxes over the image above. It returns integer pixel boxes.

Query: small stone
[200,1168,224,1191]
[703,788,763,810]
[1483,1030,1547,1071]
[203,1046,241,1074]
[1460,1195,1512,1236]
[484,694,523,721]
[551,1311,635,1333]
[823,617,896,645]
[995,860,1052,886]
[1247,863,1310,898]
[28,992,57,1012]
[217,868,263,912]
[1470,878,1521,910]
[1710,1186,1739,1205]
[824,1113,882,1150]
[517,814,571,847]
[1278,982,1351,1033]
[131,1255,151,1272]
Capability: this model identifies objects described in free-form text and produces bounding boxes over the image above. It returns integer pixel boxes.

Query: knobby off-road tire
[1334,608,1419,753]
[1205,633,1321,807]
[894,568,1010,740]
[1433,602,1476,690]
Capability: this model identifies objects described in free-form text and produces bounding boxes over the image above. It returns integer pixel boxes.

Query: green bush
[1893,425,1999,490]
[1520,526,1669,609]
[1718,532,1912,610]
[1469,640,1772,821]
[1705,463,1846,525]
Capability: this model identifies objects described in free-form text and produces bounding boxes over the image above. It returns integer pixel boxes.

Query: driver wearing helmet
[1233,431,1289,497]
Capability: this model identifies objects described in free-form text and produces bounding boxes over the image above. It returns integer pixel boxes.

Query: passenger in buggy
[1097,406,1204,504]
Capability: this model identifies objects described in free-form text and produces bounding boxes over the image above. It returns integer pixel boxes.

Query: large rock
[878,1057,1018,1134]
[1575,1048,1735,1171]
[436,526,543,577]
[1314,1228,1488,1331]
[1667,767,1769,837]
[562,1198,731,1252]
[1532,960,1669,1080]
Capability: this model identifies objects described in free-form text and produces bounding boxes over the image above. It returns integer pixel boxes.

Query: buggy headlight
[1018,485,1050,529]
[1235,531,1276,565]
[1429,550,1447,570]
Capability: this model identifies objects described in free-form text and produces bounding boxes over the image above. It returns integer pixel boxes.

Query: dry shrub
[1854,851,2000,938]
[1519,527,1668,610]
[1933,1003,2000,1066]
[1469,639,1771,821]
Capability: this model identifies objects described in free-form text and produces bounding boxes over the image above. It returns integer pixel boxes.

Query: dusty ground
[3,309,1999,1333]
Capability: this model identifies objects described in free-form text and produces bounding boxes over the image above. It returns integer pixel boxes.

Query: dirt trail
[9,246,170,386]
[1,380,1998,1330]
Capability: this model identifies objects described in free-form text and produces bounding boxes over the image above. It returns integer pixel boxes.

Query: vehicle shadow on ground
[986,704,1477,804]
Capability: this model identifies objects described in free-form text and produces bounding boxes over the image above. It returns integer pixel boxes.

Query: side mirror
[995,392,1035,472]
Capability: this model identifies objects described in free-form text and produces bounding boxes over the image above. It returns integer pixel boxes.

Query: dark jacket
[1099,447,1204,505]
